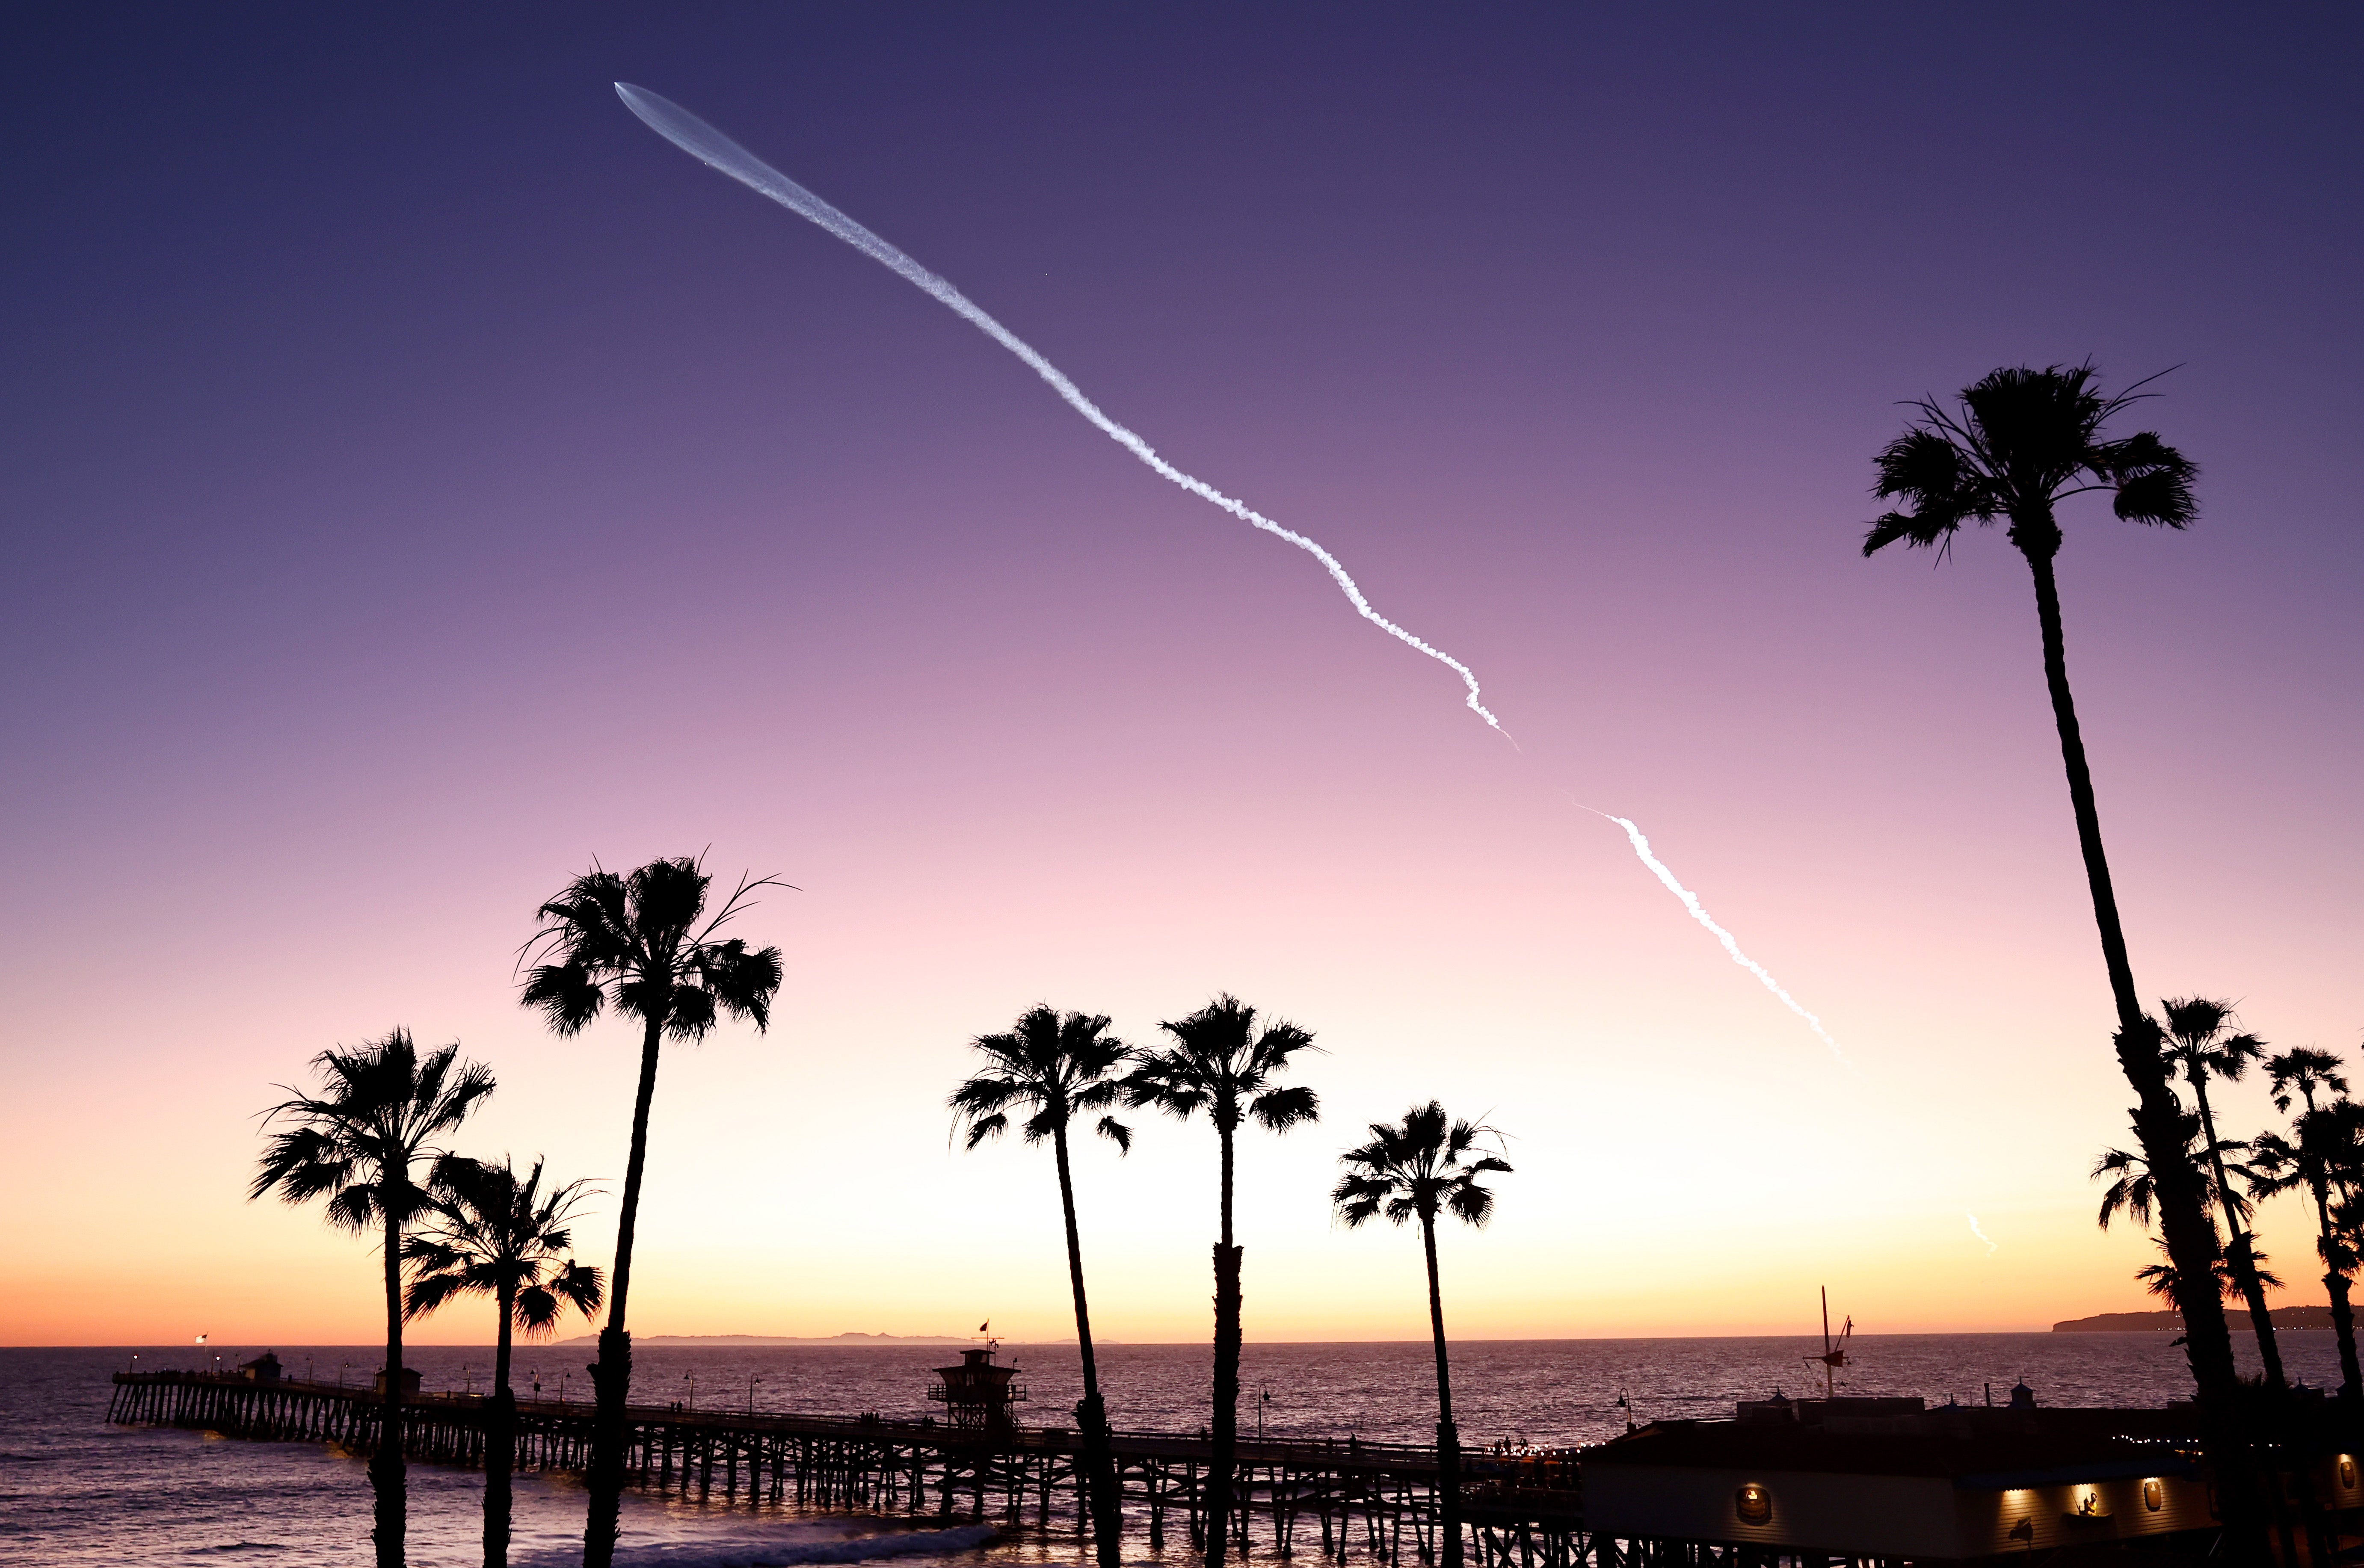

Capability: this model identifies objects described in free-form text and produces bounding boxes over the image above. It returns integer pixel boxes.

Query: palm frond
[1863,363,2196,563]
[1251,1084,1320,1133]
[1333,1101,1508,1231]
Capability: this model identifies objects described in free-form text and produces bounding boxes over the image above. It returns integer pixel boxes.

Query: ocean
[1,1334,2339,1566]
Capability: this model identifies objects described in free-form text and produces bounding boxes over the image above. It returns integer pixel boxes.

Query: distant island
[2053,1306,2338,1332]
[555,1331,982,1347]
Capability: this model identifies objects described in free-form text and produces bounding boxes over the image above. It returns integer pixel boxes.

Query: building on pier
[1577,1395,2253,1559]
[929,1344,1028,1436]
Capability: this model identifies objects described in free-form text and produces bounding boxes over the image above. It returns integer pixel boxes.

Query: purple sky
[4,6,2359,1343]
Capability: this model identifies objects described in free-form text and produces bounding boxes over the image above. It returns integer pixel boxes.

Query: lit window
[1736,1483,1772,1524]
[2142,1480,2163,1513]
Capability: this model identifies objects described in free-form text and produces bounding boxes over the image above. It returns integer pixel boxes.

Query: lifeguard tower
[928,1340,1028,1436]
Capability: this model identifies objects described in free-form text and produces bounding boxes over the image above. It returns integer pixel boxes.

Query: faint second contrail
[1583,808,1845,1062]
[615,83,1844,1053]
[615,83,1506,737]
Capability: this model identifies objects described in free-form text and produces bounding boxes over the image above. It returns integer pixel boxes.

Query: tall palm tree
[404,1156,604,1568]
[1124,994,1319,1568]
[1859,365,2238,1413]
[949,1004,1132,1568]
[251,1030,495,1568]
[520,855,785,1568]
[2157,998,2284,1384]
[1333,1102,1511,1568]
[2254,1048,2361,1395]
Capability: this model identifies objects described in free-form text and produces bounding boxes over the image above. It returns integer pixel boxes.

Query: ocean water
[3,1334,2343,1566]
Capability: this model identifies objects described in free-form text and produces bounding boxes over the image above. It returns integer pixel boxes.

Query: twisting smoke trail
[616,83,1842,1052]
[1582,808,1845,1062]
[1967,1214,1998,1255]
[615,83,1505,736]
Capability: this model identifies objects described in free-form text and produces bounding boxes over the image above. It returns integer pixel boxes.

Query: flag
[195,1333,207,1345]
[978,1320,989,1333]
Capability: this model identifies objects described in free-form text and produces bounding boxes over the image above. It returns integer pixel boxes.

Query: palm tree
[1333,1102,1511,1568]
[2156,998,2284,1385]
[251,1030,495,1568]
[404,1156,604,1568]
[2254,1048,2362,1395]
[1859,364,2238,1368]
[949,1004,1132,1568]
[520,855,785,1568]
[1123,994,1319,1568]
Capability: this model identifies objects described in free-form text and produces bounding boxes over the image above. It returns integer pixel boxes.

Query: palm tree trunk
[2191,1082,2285,1387]
[1052,1124,1123,1568]
[1419,1215,1462,1568]
[485,1285,517,1568]
[582,1015,663,1568]
[2311,1179,2361,1397]
[1208,1125,1241,1568]
[2022,546,2260,1556]
[377,1203,407,1568]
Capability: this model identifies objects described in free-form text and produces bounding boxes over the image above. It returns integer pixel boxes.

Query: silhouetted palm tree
[1333,1102,1511,1568]
[1124,994,1319,1568]
[251,1030,495,1568]
[2157,998,2284,1384]
[521,856,785,1568]
[404,1156,604,1568]
[1859,364,2237,1411]
[950,1004,1132,1568]
[2254,1048,2362,1395]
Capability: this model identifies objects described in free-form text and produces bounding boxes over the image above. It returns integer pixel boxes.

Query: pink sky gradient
[1,6,2357,1348]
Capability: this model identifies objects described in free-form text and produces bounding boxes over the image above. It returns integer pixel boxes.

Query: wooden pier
[108,1370,1590,1567]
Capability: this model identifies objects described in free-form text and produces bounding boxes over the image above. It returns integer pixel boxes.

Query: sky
[2,5,2358,1351]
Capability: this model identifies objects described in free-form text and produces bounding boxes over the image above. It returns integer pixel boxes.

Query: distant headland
[2053,1306,2337,1332]
[554,1331,981,1347]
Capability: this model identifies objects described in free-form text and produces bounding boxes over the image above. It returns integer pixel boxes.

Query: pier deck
[109,1370,1584,1566]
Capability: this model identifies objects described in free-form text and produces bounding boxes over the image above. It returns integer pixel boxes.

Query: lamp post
[683,1371,696,1414]
[1259,1385,1271,1442]
[748,1373,761,1415]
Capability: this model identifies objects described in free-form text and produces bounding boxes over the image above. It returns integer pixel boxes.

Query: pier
[108,1370,1587,1567]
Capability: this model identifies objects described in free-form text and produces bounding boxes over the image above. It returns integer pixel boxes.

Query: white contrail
[1584,808,1845,1061]
[616,84,1845,1052]
[1967,1213,1998,1255]
[615,83,1506,737]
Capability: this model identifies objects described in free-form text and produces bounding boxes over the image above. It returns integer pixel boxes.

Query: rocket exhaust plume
[614,83,1838,1052]
[1583,808,1845,1062]
[1967,1213,1998,1255]
[614,83,1504,736]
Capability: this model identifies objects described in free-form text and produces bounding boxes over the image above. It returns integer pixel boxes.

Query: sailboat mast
[1820,1286,1834,1400]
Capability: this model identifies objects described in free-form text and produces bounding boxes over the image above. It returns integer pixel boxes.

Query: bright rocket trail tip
[614,82,1506,737]
[1584,809,1846,1061]
[1967,1213,1997,1255]
[617,83,1843,1053]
